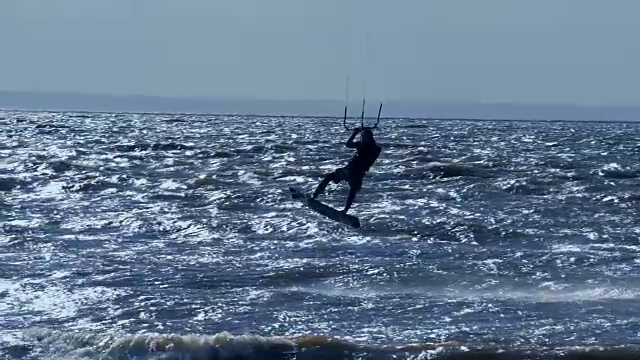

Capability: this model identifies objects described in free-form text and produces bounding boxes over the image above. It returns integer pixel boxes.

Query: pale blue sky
[1,0,639,106]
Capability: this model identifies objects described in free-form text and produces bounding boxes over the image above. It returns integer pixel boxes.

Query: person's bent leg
[313,172,335,199]
[343,177,363,213]
[343,186,358,213]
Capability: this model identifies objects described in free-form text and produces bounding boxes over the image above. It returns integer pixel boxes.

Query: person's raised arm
[346,128,361,148]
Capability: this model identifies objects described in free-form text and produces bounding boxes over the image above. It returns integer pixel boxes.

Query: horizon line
[1,89,639,109]
[3,106,640,125]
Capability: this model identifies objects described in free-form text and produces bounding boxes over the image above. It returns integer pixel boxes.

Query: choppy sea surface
[1,110,640,359]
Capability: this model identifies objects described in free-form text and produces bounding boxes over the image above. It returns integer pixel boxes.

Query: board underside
[289,186,361,228]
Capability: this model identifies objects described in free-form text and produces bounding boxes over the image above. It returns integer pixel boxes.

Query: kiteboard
[289,186,361,228]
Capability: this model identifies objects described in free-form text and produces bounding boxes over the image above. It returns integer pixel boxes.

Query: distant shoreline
[1,90,639,122]
[4,107,640,125]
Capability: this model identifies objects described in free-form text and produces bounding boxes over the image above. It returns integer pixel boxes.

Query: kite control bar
[343,99,382,132]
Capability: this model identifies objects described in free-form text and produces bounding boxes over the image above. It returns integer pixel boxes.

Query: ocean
[1,110,639,359]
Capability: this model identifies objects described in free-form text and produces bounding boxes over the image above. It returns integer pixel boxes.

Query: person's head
[360,128,375,144]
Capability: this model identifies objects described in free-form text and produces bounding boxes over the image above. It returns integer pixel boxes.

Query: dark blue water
[1,110,640,359]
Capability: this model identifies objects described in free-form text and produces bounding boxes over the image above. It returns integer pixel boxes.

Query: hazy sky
[1,0,639,106]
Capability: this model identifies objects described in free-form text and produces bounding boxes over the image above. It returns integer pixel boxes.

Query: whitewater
[1,110,640,359]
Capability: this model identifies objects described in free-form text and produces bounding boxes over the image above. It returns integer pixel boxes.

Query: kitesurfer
[312,127,381,213]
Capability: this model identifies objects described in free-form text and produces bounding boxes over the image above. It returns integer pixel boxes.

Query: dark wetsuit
[312,131,381,212]
[333,141,381,191]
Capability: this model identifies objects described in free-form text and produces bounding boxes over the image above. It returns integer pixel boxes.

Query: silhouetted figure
[312,128,381,213]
